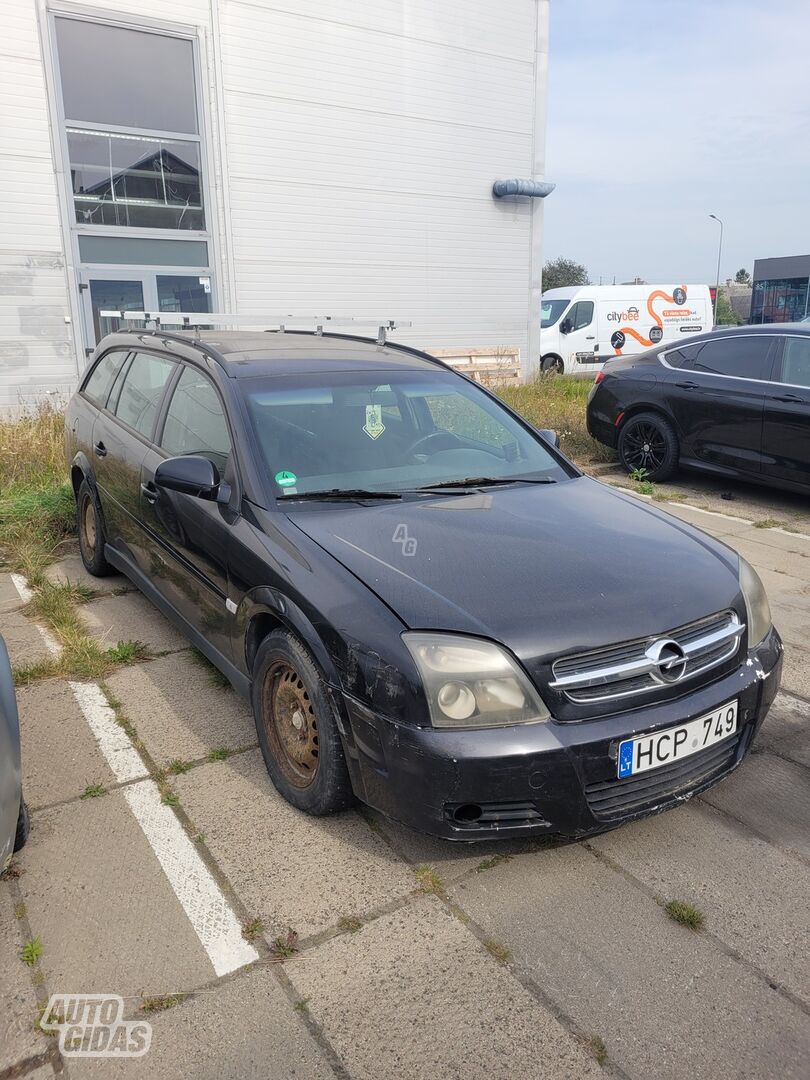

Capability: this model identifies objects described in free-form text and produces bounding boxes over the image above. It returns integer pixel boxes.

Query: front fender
[240,587,342,688]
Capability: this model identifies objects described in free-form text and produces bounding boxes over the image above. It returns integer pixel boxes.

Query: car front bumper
[339,627,783,841]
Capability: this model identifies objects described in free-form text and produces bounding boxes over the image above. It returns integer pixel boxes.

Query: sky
[543,0,810,285]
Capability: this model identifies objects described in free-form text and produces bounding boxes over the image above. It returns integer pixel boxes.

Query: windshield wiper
[416,476,557,491]
[278,488,403,501]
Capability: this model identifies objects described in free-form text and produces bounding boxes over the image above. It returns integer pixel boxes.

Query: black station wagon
[65,328,782,839]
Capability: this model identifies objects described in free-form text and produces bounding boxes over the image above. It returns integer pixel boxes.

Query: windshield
[541,299,570,328]
[241,368,566,498]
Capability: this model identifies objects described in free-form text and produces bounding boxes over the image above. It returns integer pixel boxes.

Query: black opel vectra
[65,328,783,840]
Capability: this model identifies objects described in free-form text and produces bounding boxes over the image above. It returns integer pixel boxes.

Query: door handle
[93,441,107,457]
[769,393,803,403]
[676,381,700,390]
[586,335,596,340]
[140,482,159,504]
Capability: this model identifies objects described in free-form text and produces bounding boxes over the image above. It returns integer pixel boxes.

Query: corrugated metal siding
[218,0,540,357]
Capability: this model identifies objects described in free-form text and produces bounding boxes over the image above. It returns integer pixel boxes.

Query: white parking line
[11,571,258,978]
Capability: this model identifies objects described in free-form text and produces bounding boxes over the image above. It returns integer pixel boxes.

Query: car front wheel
[618,412,679,482]
[251,630,355,816]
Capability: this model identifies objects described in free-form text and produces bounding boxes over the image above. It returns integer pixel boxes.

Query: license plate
[617,701,738,779]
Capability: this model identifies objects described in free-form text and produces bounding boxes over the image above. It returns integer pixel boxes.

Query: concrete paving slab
[769,602,810,649]
[83,592,187,654]
[45,555,129,596]
[367,808,551,885]
[700,750,810,862]
[0,883,44,1071]
[727,536,810,580]
[733,526,810,554]
[653,503,747,538]
[18,679,117,809]
[289,894,602,1080]
[17,791,214,997]
[453,844,810,1080]
[780,642,810,699]
[756,568,810,610]
[68,967,331,1080]
[2,610,51,667]
[173,751,415,940]
[0,571,24,613]
[757,693,810,767]
[105,652,254,765]
[590,800,810,1007]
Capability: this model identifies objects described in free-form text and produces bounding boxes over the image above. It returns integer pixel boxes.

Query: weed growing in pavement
[337,915,363,933]
[207,746,231,762]
[629,467,649,483]
[294,998,311,1012]
[242,917,264,942]
[160,791,179,807]
[1,857,22,879]
[414,864,445,897]
[80,783,107,799]
[140,994,187,1014]
[166,758,192,775]
[583,1034,608,1067]
[270,928,299,959]
[664,898,705,931]
[483,938,512,964]
[476,853,513,872]
[20,937,43,966]
[753,518,785,530]
[14,902,25,919]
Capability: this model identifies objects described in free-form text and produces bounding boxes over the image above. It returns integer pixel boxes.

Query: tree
[714,288,743,326]
[542,257,589,291]
[734,268,751,285]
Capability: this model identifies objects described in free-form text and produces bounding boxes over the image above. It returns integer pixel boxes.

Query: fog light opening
[453,803,483,823]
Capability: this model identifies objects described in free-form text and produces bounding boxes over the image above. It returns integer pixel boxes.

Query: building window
[55,17,204,232]
[750,277,810,323]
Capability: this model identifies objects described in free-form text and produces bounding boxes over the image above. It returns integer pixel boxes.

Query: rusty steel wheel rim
[262,662,319,788]
[81,495,97,555]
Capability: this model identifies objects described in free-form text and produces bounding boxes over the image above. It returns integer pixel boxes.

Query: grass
[414,864,445,896]
[476,853,513,873]
[664,898,705,931]
[337,914,363,933]
[270,928,300,959]
[242,917,264,942]
[207,746,231,762]
[753,518,785,530]
[583,1034,608,1067]
[166,758,192,775]
[14,902,25,919]
[140,994,186,1014]
[20,936,43,966]
[80,783,107,800]
[483,938,512,964]
[294,998,311,1013]
[496,374,613,463]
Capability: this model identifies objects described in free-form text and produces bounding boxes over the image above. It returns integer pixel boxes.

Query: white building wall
[0,0,548,407]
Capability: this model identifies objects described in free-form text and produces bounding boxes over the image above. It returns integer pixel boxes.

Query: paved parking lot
[2,491,809,1080]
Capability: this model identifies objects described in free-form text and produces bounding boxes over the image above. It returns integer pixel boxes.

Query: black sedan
[65,328,781,840]
[587,323,810,490]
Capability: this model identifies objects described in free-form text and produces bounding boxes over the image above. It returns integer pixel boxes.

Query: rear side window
[674,337,772,380]
[82,350,129,407]
[161,366,231,471]
[662,343,701,369]
[113,351,176,438]
[779,336,810,388]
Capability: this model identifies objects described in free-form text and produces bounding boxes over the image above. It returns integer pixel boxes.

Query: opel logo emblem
[646,638,688,683]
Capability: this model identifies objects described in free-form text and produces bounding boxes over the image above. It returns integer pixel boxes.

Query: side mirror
[560,318,572,334]
[156,455,227,502]
[538,428,561,449]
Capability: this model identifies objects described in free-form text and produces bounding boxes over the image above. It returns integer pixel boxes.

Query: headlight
[738,556,772,647]
[403,632,550,729]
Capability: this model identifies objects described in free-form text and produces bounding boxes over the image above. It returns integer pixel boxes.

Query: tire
[618,411,679,482]
[541,354,564,374]
[13,798,29,852]
[77,479,114,576]
[251,630,355,816]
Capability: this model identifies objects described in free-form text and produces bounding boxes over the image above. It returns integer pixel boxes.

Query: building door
[80,271,212,355]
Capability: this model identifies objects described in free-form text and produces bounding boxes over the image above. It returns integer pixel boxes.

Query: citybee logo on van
[607,306,640,322]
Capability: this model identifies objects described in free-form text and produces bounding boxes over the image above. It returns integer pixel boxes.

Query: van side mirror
[560,318,572,334]
[538,428,561,449]
[156,455,228,502]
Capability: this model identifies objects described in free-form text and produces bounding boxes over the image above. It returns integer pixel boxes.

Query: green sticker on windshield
[275,470,297,488]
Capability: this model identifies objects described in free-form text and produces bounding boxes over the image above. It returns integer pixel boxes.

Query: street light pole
[709,214,723,324]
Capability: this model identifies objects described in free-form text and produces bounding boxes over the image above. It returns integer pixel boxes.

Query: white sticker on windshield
[363,404,386,440]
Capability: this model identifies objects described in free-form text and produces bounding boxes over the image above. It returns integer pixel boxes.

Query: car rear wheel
[618,412,679,482]
[251,630,355,815]
[77,479,113,577]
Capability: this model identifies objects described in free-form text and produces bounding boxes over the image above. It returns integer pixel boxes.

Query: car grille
[550,610,743,705]
[584,733,740,822]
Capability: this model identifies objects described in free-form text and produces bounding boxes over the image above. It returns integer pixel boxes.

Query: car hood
[286,477,741,662]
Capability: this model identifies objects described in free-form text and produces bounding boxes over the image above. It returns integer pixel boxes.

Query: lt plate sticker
[275,470,297,488]
[363,405,385,440]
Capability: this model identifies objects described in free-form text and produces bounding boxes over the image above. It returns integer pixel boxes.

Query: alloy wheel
[622,420,668,473]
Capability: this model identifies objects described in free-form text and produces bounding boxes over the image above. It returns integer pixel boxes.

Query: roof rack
[98,311,412,346]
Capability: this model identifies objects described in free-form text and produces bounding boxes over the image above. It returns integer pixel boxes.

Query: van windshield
[541,299,570,328]
[241,368,566,497]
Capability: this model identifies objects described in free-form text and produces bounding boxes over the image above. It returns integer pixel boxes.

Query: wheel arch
[242,590,341,688]
[616,401,679,434]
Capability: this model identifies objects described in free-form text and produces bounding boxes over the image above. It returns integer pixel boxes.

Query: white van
[539,284,713,374]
